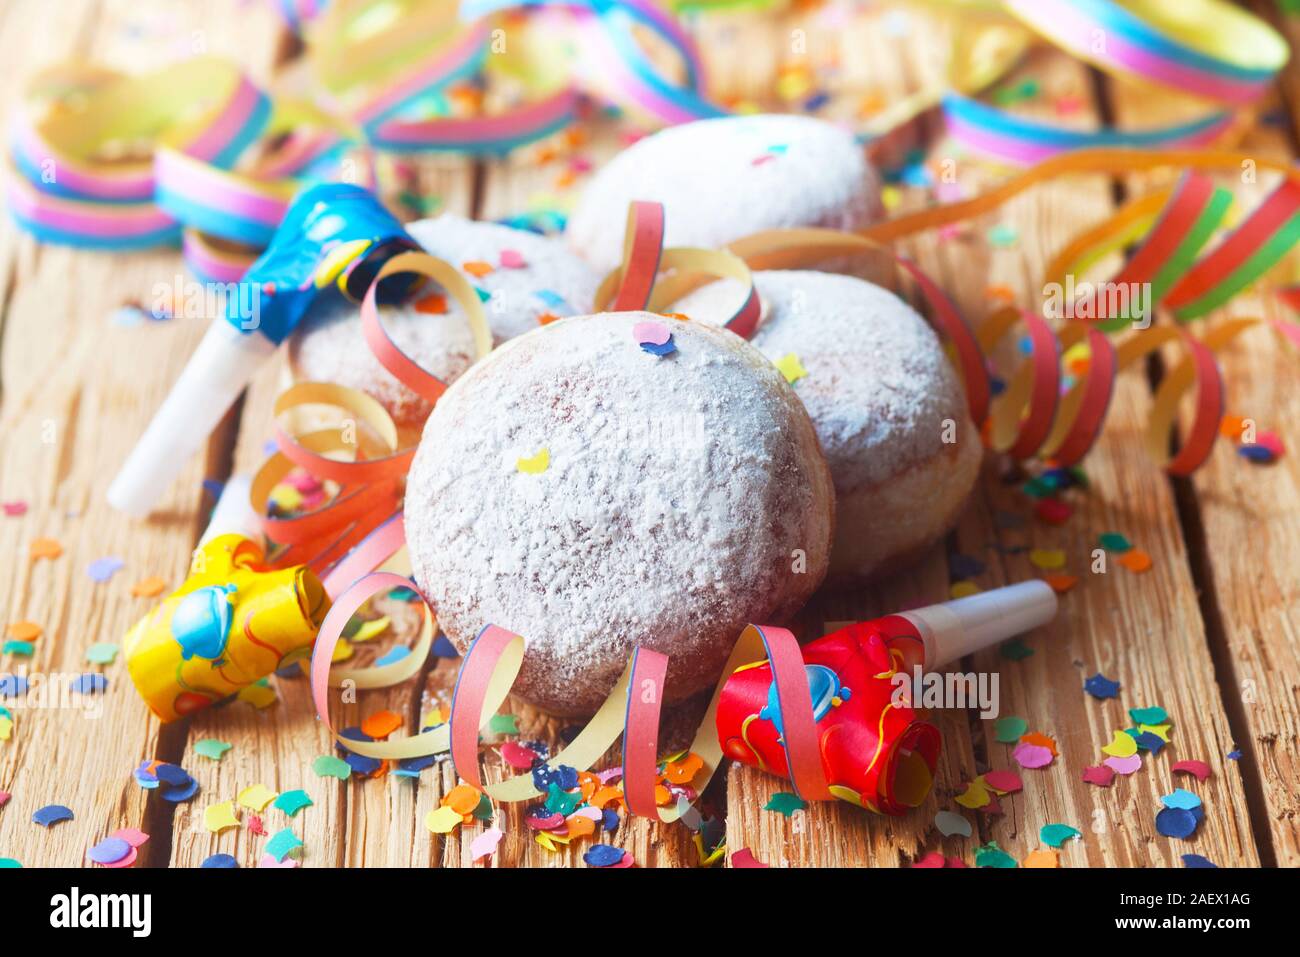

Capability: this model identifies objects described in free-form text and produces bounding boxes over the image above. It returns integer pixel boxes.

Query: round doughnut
[567,114,881,272]
[288,214,599,432]
[672,270,982,585]
[405,311,835,716]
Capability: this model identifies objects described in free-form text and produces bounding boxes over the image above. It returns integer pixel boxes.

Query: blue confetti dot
[32,804,74,827]
[639,337,676,357]
[201,853,238,869]
[374,645,411,667]
[162,778,200,803]
[1135,731,1166,754]
[1155,806,1199,839]
[87,837,131,864]
[583,844,626,867]
[1182,853,1217,868]
[1084,673,1121,700]
[601,808,620,832]
[343,753,382,776]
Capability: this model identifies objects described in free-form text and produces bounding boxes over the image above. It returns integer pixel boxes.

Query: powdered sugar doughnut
[673,270,981,585]
[405,312,834,716]
[288,214,599,430]
[567,114,881,272]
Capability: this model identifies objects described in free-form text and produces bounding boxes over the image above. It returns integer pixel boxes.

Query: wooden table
[0,0,1296,868]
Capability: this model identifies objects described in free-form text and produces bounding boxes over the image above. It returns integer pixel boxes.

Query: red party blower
[715,581,1058,814]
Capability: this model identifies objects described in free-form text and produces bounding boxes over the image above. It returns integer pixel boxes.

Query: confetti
[350,617,391,643]
[1012,742,1054,769]
[3,641,33,657]
[114,827,149,848]
[949,580,981,599]
[1028,548,1066,570]
[5,622,41,642]
[238,681,277,708]
[87,837,131,865]
[87,556,125,583]
[488,712,519,735]
[1084,673,1121,699]
[1000,638,1034,661]
[1161,788,1202,811]
[994,716,1028,743]
[1129,706,1168,725]
[264,828,302,862]
[1228,749,1242,760]
[935,810,972,837]
[194,738,231,761]
[1022,848,1059,868]
[986,224,1019,247]
[982,770,1023,794]
[0,858,19,868]
[911,851,946,868]
[272,790,313,818]
[516,448,549,474]
[1083,765,1115,787]
[425,805,463,834]
[414,292,447,314]
[955,779,990,809]
[1034,499,1072,525]
[471,827,504,862]
[1135,732,1166,754]
[499,249,526,269]
[1104,754,1143,775]
[313,755,352,780]
[462,260,494,278]
[1138,723,1172,741]
[201,853,238,868]
[1098,532,1132,552]
[1155,807,1199,839]
[69,674,108,694]
[774,353,808,384]
[29,538,63,561]
[974,841,1017,868]
[85,642,119,664]
[0,791,9,807]
[1172,760,1212,782]
[730,848,769,868]
[1040,823,1080,847]
[583,844,627,867]
[1117,549,1153,573]
[361,710,403,739]
[258,853,299,868]
[238,784,278,812]
[32,804,74,827]
[130,576,168,598]
[500,741,539,770]
[1043,573,1078,593]
[632,320,671,346]
[1102,730,1138,758]
[2,501,28,517]
[1182,854,1217,868]
[764,792,806,817]
[204,802,239,833]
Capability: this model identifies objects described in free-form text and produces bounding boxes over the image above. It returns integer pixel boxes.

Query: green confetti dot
[488,713,518,735]
[273,789,314,817]
[2,641,34,657]
[1000,638,1034,661]
[473,793,494,822]
[1129,706,1168,725]
[987,224,1020,248]
[1040,823,1081,848]
[85,642,119,665]
[312,755,352,781]
[1021,476,1055,498]
[0,858,21,868]
[545,782,581,817]
[764,792,807,817]
[1098,532,1132,553]
[994,715,1028,744]
[975,840,1018,868]
[194,738,232,761]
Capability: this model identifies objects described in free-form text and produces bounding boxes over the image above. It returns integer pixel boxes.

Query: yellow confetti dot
[955,779,990,809]
[880,185,903,211]
[774,353,808,385]
[1028,548,1066,570]
[332,638,354,663]
[516,448,549,474]
[315,239,371,288]
[1138,723,1172,742]
[1101,730,1138,758]
[425,805,463,834]
[269,484,303,512]
[1022,848,1059,868]
[238,784,278,812]
[204,801,240,834]
[949,580,981,599]
[0,714,13,741]
[351,616,391,643]
[238,682,278,710]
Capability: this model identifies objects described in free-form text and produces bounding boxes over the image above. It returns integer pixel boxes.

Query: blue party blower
[107,184,416,517]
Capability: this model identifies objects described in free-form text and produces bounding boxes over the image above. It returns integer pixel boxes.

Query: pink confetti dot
[632,321,671,346]
[1012,742,1054,769]
[1104,754,1143,775]
[500,741,539,770]
[1082,765,1116,787]
[982,769,1023,794]
[1172,759,1212,782]
[499,249,526,269]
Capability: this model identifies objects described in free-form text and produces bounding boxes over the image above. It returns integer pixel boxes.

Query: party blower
[106,183,416,517]
[716,580,1057,813]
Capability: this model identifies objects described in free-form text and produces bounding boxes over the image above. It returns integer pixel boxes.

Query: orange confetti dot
[985,284,1016,303]
[657,312,690,322]
[590,786,624,809]
[414,293,448,314]
[29,538,62,561]
[1019,731,1058,757]
[1043,574,1078,594]
[537,312,561,325]
[1220,414,1246,440]
[5,621,42,641]
[577,772,599,802]
[553,169,577,190]
[654,784,672,806]
[663,752,703,785]
[462,261,494,278]
[1116,549,1152,574]
[1022,848,1059,868]
[565,814,596,839]
[443,783,482,816]
[360,710,403,739]
[131,577,168,598]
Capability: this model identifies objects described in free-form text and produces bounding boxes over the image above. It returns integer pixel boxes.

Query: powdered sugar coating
[673,271,982,584]
[567,114,881,272]
[289,214,599,426]
[405,312,834,715]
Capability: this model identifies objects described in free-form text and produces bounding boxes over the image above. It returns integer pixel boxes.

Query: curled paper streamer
[123,536,329,721]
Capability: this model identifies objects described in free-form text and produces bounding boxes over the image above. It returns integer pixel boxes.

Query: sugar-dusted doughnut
[405,312,835,716]
[567,114,881,272]
[288,214,599,431]
[673,270,981,585]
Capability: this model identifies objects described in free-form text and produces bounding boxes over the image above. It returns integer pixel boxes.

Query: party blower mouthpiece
[107,184,417,518]
[715,580,1058,814]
